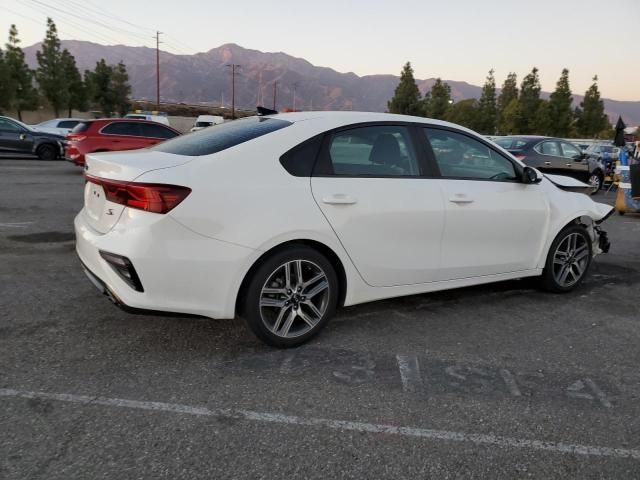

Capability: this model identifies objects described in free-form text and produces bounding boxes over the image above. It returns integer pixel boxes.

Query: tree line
[388,62,612,139]
[0,18,131,120]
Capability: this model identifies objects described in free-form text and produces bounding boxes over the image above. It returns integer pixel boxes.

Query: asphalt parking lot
[1,157,640,479]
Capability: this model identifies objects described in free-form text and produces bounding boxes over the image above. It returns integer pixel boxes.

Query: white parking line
[1,387,638,460]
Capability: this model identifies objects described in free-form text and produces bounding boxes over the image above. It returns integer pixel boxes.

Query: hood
[544,173,595,195]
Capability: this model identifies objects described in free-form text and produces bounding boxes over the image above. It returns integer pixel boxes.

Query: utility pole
[272,81,277,111]
[292,82,298,111]
[155,31,163,110]
[226,64,240,119]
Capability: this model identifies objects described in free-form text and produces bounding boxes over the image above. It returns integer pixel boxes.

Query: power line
[57,0,155,34]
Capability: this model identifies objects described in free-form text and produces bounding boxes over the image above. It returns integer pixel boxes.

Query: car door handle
[322,194,357,205]
[449,194,474,204]
[544,161,552,166]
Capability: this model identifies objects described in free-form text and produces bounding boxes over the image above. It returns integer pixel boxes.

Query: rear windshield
[152,117,291,156]
[71,121,92,133]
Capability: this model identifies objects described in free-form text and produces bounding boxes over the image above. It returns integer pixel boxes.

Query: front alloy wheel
[541,225,592,292]
[588,173,602,194]
[241,247,338,347]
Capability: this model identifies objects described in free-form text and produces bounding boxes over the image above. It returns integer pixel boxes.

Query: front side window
[423,128,518,181]
[0,118,25,133]
[321,125,420,177]
[102,122,142,137]
[152,117,291,156]
[560,142,581,159]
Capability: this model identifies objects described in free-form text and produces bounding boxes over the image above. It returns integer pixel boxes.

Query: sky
[1,0,638,101]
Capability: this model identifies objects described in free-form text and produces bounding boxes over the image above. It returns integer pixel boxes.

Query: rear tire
[540,225,592,292]
[240,246,339,348]
[37,144,57,161]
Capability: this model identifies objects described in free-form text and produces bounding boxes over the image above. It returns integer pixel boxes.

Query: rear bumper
[74,209,258,319]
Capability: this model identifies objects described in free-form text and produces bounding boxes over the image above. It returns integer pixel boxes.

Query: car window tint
[102,122,142,136]
[71,122,92,133]
[152,117,291,156]
[139,123,178,139]
[560,142,581,158]
[323,126,419,177]
[58,120,80,129]
[493,137,527,149]
[538,141,560,156]
[0,118,24,132]
[423,128,517,181]
[280,135,323,177]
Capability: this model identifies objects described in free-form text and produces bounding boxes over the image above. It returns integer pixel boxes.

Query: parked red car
[64,118,181,166]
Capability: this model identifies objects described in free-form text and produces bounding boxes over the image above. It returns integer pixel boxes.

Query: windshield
[195,122,214,127]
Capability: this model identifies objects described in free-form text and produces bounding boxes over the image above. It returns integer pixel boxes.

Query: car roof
[265,111,481,137]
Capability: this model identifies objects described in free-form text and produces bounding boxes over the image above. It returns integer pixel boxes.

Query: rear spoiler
[257,106,278,116]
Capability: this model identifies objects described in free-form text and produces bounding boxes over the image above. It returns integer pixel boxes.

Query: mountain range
[22,41,640,126]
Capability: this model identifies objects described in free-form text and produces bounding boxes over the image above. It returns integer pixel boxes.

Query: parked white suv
[33,118,83,136]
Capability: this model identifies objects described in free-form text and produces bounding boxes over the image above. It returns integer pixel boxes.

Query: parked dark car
[65,118,181,166]
[0,116,65,160]
[494,136,605,194]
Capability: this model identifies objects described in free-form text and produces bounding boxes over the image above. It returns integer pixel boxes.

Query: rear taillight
[514,154,527,161]
[66,135,86,142]
[85,174,191,214]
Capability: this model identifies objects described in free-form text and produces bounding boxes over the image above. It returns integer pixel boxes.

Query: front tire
[37,144,57,161]
[588,172,603,195]
[240,246,339,348]
[540,225,592,292]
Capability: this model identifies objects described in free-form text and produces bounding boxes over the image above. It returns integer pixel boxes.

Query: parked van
[125,111,170,126]
[190,115,224,132]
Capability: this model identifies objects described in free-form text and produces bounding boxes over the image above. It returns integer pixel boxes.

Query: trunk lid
[82,149,192,234]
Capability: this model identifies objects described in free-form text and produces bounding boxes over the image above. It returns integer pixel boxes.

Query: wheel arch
[537,213,596,268]
[234,239,348,316]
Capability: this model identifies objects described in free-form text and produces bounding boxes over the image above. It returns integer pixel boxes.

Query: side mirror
[522,166,541,184]
[19,133,26,141]
[574,153,586,161]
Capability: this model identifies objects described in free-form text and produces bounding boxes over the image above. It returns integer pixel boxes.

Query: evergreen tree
[497,72,518,134]
[5,25,38,120]
[476,69,497,134]
[579,75,609,137]
[387,62,422,116]
[36,18,68,117]
[111,61,131,116]
[533,99,552,136]
[444,99,478,130]
[61,49,86,117]
[548,68,573,137]
[517,67,541,134]
[0,48,11,113]
[428,78,451,120]
[500,98,521,135]
[86,59,115,116]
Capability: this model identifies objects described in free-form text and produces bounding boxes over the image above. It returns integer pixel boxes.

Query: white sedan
[75,112,613,347]
[33,118,83,136]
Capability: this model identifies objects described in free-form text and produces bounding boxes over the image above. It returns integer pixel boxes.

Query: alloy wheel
[259,260,330,338]
[588,174,601,191]
[552,232,590,288]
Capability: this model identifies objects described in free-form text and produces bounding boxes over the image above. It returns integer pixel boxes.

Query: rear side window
[71,121,92,133]
[152,117,291,156]
[59,120,80,129]
[537,141,560,156]
[140,123,178,139]
[280,135,323,177]
[102,122,142,137]
[316,125,420,177]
